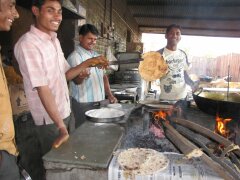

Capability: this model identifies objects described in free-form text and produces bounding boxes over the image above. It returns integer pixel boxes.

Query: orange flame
[153,111,167,121]
[215,115,232,138]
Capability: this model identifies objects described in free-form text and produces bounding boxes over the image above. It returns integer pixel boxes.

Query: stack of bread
[117,148,169,178]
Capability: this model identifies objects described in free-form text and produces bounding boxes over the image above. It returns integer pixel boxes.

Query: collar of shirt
[30,25,57,41]
[164,47,179,53]
[76,44,96,57]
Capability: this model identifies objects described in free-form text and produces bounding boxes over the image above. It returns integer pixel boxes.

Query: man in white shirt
[158,24,196,101]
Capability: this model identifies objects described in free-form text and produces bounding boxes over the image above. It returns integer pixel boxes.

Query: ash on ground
[120,110,179,153]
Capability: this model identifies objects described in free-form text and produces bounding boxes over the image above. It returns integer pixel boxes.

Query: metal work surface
[43,122,124,169]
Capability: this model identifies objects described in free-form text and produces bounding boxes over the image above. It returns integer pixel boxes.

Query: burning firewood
[215,115,232,138]
[152,110,237,180]
[161,121,236,180]
[171,117,240,158]
[175,125,240,180]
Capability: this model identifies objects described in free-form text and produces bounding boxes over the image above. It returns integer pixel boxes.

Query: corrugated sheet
[126,0,240,36]
[190,53,240,81]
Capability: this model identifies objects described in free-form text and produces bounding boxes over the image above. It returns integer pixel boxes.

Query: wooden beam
[133,14,240,21]
[127,1,240,7]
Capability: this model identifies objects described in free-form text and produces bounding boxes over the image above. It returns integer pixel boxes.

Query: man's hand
[52,126,69,148]
[108,94,118,103]
[191,80,200,92]
[78,68,91,79]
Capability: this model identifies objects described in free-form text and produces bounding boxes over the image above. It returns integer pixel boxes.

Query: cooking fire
[142,102,240,180]
[215,115,232,138]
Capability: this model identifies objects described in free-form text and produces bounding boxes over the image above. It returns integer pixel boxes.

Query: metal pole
[227,64,230,100]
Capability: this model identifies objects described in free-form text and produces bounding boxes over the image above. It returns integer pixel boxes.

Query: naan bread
[118,148,169,176]
[139,51,168,81]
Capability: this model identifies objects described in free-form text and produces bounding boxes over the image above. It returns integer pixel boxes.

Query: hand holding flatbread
[139,51,168,81]
[88,55,109,69]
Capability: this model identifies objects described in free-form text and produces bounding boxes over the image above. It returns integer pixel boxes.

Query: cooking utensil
[85,108,125,123]
[138,100,174,109]
[109,58,143,65]
[202,87,240,93]
[125,87,137,93]
[227,64,230,100]
[193,88,240,117]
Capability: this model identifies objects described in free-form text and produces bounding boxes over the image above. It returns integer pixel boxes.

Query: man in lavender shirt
[14,0,108,179]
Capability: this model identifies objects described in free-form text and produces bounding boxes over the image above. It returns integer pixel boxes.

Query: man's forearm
[184,71,194,87]
[103,75,112,96]
[36,86,65,128]
[103,75,117,103]
[65,62,89,81]
[66,56,109,81]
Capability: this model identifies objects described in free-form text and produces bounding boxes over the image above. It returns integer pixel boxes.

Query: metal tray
[138,100,175,108]
[85,108,125,123]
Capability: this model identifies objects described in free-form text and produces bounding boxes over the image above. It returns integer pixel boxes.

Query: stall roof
[126,0,240,37]
[16,0,85,19]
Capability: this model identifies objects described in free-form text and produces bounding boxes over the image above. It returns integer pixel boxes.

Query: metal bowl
[193,90,240,117]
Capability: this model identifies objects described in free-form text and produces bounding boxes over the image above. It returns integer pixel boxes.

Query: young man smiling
[158,24,196,102]
[0,0,20,179]
[14,0,108,179]
[67,24,117,128]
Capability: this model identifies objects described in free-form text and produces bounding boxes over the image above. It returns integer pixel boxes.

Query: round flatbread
[118,148,169,176]
[139,51,168,81]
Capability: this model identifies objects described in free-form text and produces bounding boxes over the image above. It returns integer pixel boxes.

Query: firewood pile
[152,115,240,180]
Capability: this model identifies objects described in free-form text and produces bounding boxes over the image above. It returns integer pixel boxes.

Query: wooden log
[162,121,235,180]
[176,126,240,180]
[176,125,240,170]
[171,117,240,157]
[229,153,240,170]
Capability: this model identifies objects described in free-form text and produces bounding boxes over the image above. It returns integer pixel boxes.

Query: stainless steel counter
[43,122,124,168]
[42,103,136,180]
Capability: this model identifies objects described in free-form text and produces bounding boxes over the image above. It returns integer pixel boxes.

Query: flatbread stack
[139,51,168,81]
[118,148,169,176]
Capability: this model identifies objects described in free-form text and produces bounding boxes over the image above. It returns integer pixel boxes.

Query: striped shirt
[67,45,105,103]
[14,25,71,125]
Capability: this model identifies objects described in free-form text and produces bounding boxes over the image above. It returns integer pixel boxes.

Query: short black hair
[32,0,61,8]
[78,24,99,36]
[166,24,182,34]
